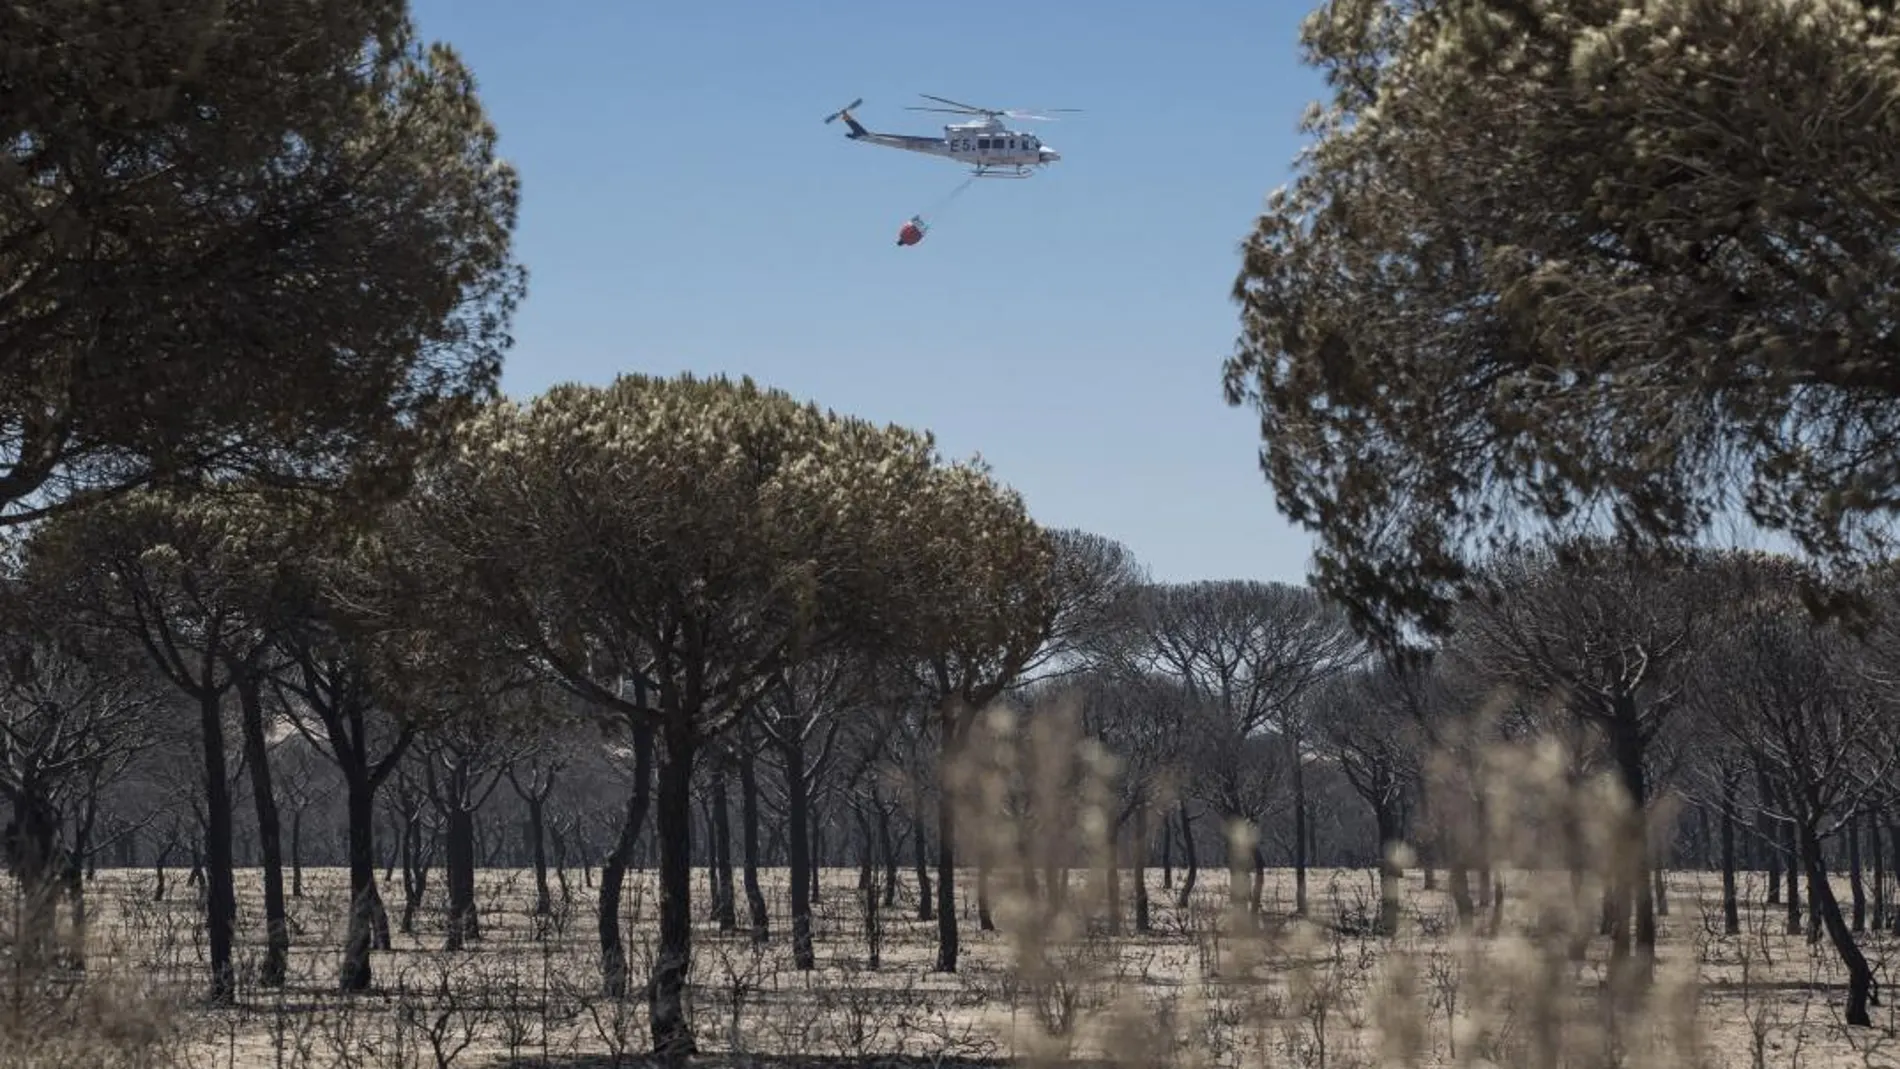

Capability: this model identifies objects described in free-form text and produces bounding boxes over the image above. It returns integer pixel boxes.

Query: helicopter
[823,94,1077,178]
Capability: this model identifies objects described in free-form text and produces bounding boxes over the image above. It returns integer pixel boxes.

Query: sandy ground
[18,863,1900,1068]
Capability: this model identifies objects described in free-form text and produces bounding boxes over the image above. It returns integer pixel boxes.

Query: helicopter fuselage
[832,108,1060,177]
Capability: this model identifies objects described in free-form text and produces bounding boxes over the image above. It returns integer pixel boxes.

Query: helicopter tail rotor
[822,98,864,124]
[823,98,868,138]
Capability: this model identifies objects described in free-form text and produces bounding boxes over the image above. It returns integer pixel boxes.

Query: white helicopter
[823,94,1077,178]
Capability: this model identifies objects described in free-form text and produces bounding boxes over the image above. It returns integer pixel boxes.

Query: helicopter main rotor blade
[918,93,991,113]
[905,106,978,114]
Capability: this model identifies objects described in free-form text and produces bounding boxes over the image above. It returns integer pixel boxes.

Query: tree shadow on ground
[485,1057,1021,1069]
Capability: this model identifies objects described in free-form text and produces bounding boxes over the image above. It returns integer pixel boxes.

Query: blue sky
[406,0,1330,586]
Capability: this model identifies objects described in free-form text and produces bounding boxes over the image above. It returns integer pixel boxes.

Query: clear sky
[405,0,1331,586]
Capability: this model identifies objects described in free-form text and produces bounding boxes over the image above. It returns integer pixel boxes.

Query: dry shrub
[938,690,1714,1069]
[0,883,181,1068]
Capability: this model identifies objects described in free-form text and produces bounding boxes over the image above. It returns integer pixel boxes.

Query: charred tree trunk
[1292,749,1310,916]
[810,818,825,904]
[1757,767,1780,904]
[237,674,288,987]
[737,744,768,943]
[1133,800,1152,934]
[399,810,431,936]
[1785,818,1803,936]
[710,765,736,933]
[1175,801,1197,910]
[1872,814,1886,932]
[912,811,933,921]
[1721,785,1739,936]
[1376,803,1403,935]
[1606,709,1653,964]
[7,797,63,974]
[1161,818,1173,891]
[196,688,238,1004]
[444,804,479,950]
[340,769,380,992]
[1849,812,1867,933]
[526,796,551,917]
[874,790,897,909]
[1451,866,1475,924]
[599,720,654,999]
[934,738,960,973]
[977,861,995,931]
[1804,825,1875,1027]
[290,808,305,898]
[648,720,699,1058]
[785,738,816,970]
[153,838,173,902]
[551,822,572,906]
[853,805,882,970]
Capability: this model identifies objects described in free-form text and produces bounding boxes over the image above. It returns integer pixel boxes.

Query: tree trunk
[63,806,92,968]
[339,770,379,992]
[1805,826,1874,1026]
[1451,866,1475,924]
[1757,767,1780,904]
[912,812,933,921]
[1175,801,1197,910]
[935,729,960,973]
[785,739,815,970]
[527,797,551,917]
[1785,818,1803,936]
[648,721,699,1057]
[854,806,882,970]
[1872,813,1886,932]
[552,822,572,905]
[737,745,768,943]
[399,811,430,936]
[444,803,479,949]
[197,689,238,1004]
[1606,709,1653,963]
[711,766,735,932]
[1720,786,1739,936]
[291,808,305,898]
[875,792,897,908]
[1376,804,1403,935]
[1849,812,1867,933]
[153,839,171,902]
[810,818,825,904]
[9,797,62,974]
[977,861,995,931]
[1161,818,1173,891]
[237,674,288,987]
[1133,800,1152,934]
[599,720,654,999]
[1292,750,1309,916]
